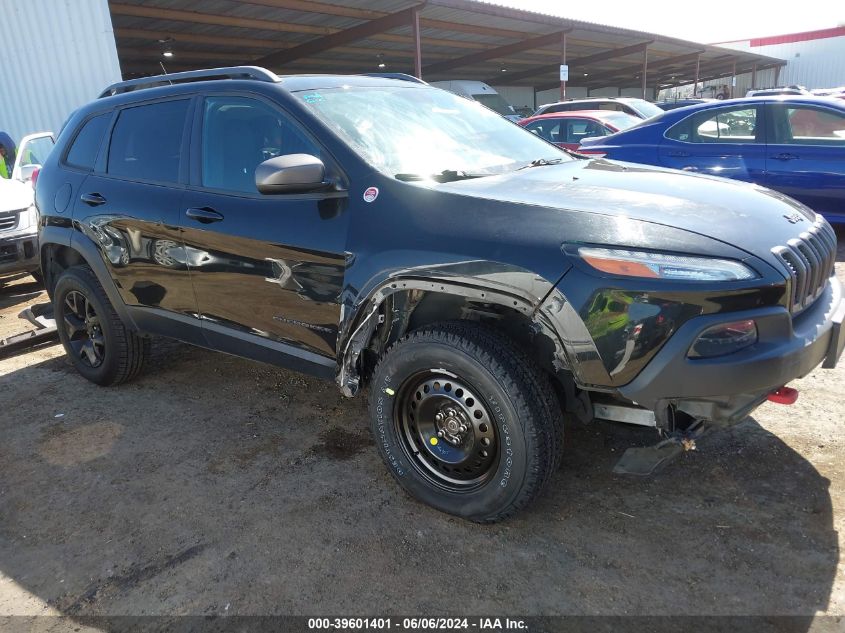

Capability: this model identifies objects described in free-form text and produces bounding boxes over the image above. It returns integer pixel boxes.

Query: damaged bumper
[617,275,845,427]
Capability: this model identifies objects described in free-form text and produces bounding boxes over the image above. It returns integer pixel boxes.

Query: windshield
[622,99,664,119]
[297,85,568,179]
[604,113,642,131]
[472,92,515,115]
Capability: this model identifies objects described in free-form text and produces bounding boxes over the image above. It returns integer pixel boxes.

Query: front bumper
[618,275,844,426]
[0,229,39,276]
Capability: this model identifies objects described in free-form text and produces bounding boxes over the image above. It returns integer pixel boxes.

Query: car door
[73,97,199,335]
[764,102,845,221]
[658,104,766,182]
[181,93,350,360]
[12,132,55,183]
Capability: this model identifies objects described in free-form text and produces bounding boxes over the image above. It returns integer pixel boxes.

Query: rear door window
[666,106,759,143]
[65,113,111,170]
[107,99,190,183]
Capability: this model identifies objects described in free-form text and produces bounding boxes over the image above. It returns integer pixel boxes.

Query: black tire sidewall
[371,339,532,520]
[54,269,122,385]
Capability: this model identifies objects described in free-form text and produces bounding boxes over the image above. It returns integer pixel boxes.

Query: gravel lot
[0,232,843,625]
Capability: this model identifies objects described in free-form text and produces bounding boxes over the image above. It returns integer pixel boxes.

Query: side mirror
[19,164,41,182]
[255,154,327,194]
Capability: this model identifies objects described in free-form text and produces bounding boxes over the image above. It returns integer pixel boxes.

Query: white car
[1,133,54,282]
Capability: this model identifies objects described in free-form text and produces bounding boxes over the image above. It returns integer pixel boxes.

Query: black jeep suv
[36,67,844,522]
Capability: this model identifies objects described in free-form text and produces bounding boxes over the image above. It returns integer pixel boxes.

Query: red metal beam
[256,5,422,68]
[422,30,569,75]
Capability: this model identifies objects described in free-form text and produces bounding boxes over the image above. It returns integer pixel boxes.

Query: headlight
[578,247,757,281]
[16,205,38,231]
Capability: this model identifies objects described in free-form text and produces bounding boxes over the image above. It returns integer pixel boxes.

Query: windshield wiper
[395,169,486,183]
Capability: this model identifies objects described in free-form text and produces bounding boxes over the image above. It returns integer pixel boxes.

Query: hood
[0,177,34,213]
[437,158,819,260]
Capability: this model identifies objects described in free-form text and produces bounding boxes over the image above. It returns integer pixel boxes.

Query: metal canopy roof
[110,0,785,92]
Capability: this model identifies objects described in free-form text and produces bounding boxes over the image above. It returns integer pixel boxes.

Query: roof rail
[98,66,280,98]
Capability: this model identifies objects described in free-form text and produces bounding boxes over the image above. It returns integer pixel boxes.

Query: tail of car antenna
[98,66,280,98]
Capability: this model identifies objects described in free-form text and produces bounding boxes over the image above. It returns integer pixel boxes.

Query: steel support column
[730,58,737,98]
[560,31,567,101]
[641,46,648,99]
[693,53,700,96]
[412,6,422,78]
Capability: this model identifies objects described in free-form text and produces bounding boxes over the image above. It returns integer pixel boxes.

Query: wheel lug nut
[437,430,444,437]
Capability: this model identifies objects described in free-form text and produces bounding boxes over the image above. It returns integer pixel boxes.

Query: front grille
[0,212,19,232]
[773,221,838,314]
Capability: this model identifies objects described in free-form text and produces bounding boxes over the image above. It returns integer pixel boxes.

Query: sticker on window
[302,93,324,103]
[363,186,379,203]
[679,133,689,141]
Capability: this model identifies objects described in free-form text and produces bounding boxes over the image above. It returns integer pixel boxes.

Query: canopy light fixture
[158,37,174,58]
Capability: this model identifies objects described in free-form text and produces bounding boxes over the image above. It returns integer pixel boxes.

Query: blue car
[580,96,845,224]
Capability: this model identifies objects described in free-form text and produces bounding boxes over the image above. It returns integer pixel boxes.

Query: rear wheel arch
[40,234,139,333]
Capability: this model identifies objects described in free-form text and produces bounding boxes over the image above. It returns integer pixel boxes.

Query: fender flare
[335,274,567,396]
[40,226,139,332]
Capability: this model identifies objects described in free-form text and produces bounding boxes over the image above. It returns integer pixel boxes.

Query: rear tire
[369,321,564,523]
[53,265,149,386]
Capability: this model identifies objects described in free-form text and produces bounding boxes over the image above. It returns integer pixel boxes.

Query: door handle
[185,207,224,224]
[80,192,107,206]
[668,151,690,157]
[773,153,798,161]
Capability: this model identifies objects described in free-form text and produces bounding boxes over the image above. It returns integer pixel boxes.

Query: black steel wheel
[396,372,498,490]
[369,321,564,523]
[53,265,150,386]
[62,290,106,368]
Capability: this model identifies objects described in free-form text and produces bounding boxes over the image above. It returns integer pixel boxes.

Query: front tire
[369,321,564,522]
[53,265,150,386]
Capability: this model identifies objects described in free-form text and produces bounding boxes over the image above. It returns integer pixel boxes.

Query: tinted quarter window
[667,107,758,143]
[107,99,189,183]
[65,113,110,170]
[201,96,320,194]
[772,105,845,145]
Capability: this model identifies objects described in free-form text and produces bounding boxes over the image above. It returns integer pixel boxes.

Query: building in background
[0,0,121,142]
[660,26,845,101]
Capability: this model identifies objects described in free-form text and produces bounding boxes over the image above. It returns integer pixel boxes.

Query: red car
[518,110,641,151]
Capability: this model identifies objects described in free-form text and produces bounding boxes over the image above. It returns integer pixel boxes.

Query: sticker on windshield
[363,186,379,203]
[302,93,324,103]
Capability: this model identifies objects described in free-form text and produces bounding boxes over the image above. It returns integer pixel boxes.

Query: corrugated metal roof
[109,0,784,90]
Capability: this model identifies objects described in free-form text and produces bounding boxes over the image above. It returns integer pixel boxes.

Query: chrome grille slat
[796,235,821,297]
[806,230,827,279]
[0,213,18,231]
[773,220,838,315]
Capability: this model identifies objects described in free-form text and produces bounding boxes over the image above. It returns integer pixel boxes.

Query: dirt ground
[0,234,844,627]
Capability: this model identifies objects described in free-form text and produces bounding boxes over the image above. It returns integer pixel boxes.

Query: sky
[482,0,844,44]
